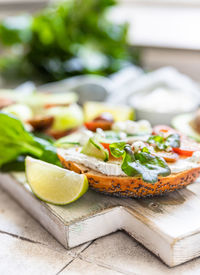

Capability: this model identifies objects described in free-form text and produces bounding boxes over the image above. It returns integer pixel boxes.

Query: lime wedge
[84,101,135,122]
[25,157,88,205]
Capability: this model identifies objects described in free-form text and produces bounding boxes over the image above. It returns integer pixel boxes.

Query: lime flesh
[25,157,88,205]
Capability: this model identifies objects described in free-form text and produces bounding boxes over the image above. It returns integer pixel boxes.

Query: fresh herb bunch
[0,112,61,169]
[109,142,171,183]
[0,0,139,82]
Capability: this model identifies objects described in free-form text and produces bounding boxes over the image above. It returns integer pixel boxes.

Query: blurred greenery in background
[0,0,140,83]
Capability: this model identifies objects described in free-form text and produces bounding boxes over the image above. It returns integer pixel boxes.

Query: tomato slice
[101,142,111,153]
[152,125,200,156]
[152,125,178,136]
[173,138,200,157]
[154,151,178,163]
[84,121,112,132]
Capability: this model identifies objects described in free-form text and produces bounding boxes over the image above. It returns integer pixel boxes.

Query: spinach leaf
[109,143,171,183]
[147,134,180,151]
[0,112,61,168]
[0,156,25,172]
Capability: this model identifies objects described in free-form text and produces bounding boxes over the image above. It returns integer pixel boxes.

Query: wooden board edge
[172,230,200,266]
[0,173,69,249]
[68,206,122,248]
[120,207,174,266]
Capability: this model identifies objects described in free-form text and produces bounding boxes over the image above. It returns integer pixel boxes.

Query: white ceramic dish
[130,86,200,126]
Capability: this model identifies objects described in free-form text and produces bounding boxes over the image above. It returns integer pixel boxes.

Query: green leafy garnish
[0,156,25,172]
[147,134,180,151]
[109,141,126,158]
[0,0,140,82]
[109,142,171,183]
[0,112,61,168]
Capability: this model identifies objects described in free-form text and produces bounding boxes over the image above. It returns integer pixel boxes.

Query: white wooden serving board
[1,172,200,267]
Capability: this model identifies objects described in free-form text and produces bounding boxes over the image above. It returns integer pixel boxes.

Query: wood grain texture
[1,172,200,267]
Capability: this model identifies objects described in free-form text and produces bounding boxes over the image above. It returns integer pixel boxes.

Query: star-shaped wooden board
[1,172,200,267]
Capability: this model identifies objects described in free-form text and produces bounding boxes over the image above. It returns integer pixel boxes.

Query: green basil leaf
[141,147,150,153]
[109,142,171,183]
[109,142,126,158]
[147,135,166,150]
[134,152,171,182]
[147,133,180,151]
[122,146,171,183]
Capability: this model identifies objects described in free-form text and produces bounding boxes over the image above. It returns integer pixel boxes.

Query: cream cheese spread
[60,148,200,176]
[59,148,126,176]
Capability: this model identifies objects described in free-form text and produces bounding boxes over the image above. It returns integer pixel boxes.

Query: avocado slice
[171,113,200,142]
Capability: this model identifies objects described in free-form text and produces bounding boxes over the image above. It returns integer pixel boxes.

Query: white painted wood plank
[0,173,68,248]
[1,172,200,266]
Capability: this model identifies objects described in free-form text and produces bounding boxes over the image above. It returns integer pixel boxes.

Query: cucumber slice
[55,132,82,148]
[81,137,109,161]
[171,113,200,142]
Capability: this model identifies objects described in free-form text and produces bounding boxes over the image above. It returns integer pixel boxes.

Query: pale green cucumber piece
[55,132,82,148]
[81,137,109,161]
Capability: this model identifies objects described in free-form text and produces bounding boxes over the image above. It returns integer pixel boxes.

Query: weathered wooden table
[1,177,200,274]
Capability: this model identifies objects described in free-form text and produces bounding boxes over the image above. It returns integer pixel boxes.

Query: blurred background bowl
[129,84,200,125]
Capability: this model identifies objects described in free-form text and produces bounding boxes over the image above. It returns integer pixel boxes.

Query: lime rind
[25,157,88,205]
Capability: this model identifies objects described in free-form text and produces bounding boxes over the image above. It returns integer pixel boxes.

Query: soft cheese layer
[60,148,200,176]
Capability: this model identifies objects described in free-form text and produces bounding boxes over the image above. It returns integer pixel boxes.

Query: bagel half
[58,153,200,198]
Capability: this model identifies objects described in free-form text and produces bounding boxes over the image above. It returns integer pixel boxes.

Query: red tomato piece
[173,138,200,157]
[100,142,111,153]
[152,125,178,136]
[154,151,179,163]
[101,142,111,158]
[84,121,112,132]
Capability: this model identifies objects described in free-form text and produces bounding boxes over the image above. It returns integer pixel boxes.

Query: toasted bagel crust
[28,116,54,130]
[58,154,200,197]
